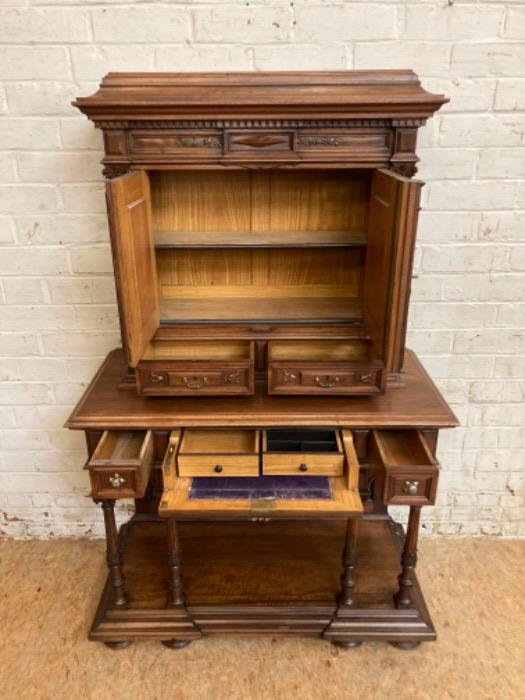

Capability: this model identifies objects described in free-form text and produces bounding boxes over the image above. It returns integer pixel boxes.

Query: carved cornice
[392,119,426,127]
[96,119,392,130]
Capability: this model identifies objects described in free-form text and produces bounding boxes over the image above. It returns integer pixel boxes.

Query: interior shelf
[154,229,367,249]
[159,296,363,323]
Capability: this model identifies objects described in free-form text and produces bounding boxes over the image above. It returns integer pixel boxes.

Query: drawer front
[87,430,154,499]
[89,467,137,499]
[296,130,391,159]
[129,130,222,158]
[224,130,295,157]
[262,453,344,477]
[384,471,439,506]
[137,366,253,396]
[269,365,381,395]
[178,455,259,478]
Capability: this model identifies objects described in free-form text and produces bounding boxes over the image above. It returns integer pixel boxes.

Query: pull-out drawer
[268,340,382,395]
[136,340,254,396]
[160,428,362,518]
[370,430,439,506]
[177,429,260,477]
[262,429,344,476]
[87,430,154,499]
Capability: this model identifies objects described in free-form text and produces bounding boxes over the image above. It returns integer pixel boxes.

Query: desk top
[66,349,457,431]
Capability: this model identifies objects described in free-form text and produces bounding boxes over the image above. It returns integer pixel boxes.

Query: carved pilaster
[390,126,420,178]
[102,164,131,179]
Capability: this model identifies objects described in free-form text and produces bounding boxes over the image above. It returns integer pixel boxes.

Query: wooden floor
[0,537,524,700]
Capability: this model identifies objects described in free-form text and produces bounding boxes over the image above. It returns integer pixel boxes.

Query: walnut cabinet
[69,71,457,650]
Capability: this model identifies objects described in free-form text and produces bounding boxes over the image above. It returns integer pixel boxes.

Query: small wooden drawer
[136,340,254,396]
[262,429,344,477]
[370,429,439,506]
[177,429,260,477]
[87,430,154,499]
[268,340,382,395]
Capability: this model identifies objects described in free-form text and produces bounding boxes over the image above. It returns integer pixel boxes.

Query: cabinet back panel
[157,248,364,287]
[156,248,364,322]
[150,170,370,234]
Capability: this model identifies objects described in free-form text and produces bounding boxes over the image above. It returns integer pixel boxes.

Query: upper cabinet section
[73,70,447,177]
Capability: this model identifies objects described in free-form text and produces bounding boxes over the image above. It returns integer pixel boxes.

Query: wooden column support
[101,500,127,609]
[166,519,185,607]
[395,505,422,609]
[340,519,359,607]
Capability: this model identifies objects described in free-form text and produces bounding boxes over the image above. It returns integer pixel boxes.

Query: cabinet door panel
[363,169,421,379]
[107,171,159,367]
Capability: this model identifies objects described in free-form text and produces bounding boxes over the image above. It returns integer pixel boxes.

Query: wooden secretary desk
[68,71,457,650]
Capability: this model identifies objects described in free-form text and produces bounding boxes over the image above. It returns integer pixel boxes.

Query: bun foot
[104,640,132,650]
[390,641,421,651]
[333,640,362,649]
[162,639,192,650]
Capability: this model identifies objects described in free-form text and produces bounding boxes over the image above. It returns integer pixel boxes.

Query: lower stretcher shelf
[89,517,436,644]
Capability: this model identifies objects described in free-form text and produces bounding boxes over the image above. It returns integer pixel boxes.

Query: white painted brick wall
[0,0,523,539]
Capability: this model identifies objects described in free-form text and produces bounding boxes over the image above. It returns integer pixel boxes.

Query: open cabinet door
[363,169,422,380]
[107,171,159,368]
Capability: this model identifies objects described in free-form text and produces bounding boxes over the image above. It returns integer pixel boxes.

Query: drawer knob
[299,463,308,472]
[403,480,419,496]
[183,376,209,390]
[109,473,125,488]
[214,464,223,473]
[315,375,340,388]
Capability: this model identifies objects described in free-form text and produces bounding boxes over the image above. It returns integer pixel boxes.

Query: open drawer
[136,340,254,396]
[262,429,344,476]
[268,340,382,395]
[177,429,260,477]
[87,430,154,499]
[370,429,439,506]
[160,428,362,518]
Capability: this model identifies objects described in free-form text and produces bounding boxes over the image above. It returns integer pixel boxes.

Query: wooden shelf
[155,229,367,248]
[159,295,362,323]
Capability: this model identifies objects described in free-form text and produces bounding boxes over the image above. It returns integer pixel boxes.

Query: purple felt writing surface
[189,476,332,500]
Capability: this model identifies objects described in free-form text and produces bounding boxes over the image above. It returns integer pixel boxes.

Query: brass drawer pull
[109,473,125,488]
[315,375,340,388]
[183,376,209,390]
[403,480,419,496]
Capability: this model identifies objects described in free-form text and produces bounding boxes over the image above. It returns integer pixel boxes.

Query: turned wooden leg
[101,500,127,608]
[166,519,185,607]
[395,506,421,609]
[340,518,359,607]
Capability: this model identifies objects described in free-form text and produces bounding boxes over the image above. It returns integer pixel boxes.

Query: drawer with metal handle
[136,340,254,396]
[267,339,382,396]
[87,430,154,499]
[369,429,439,506]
